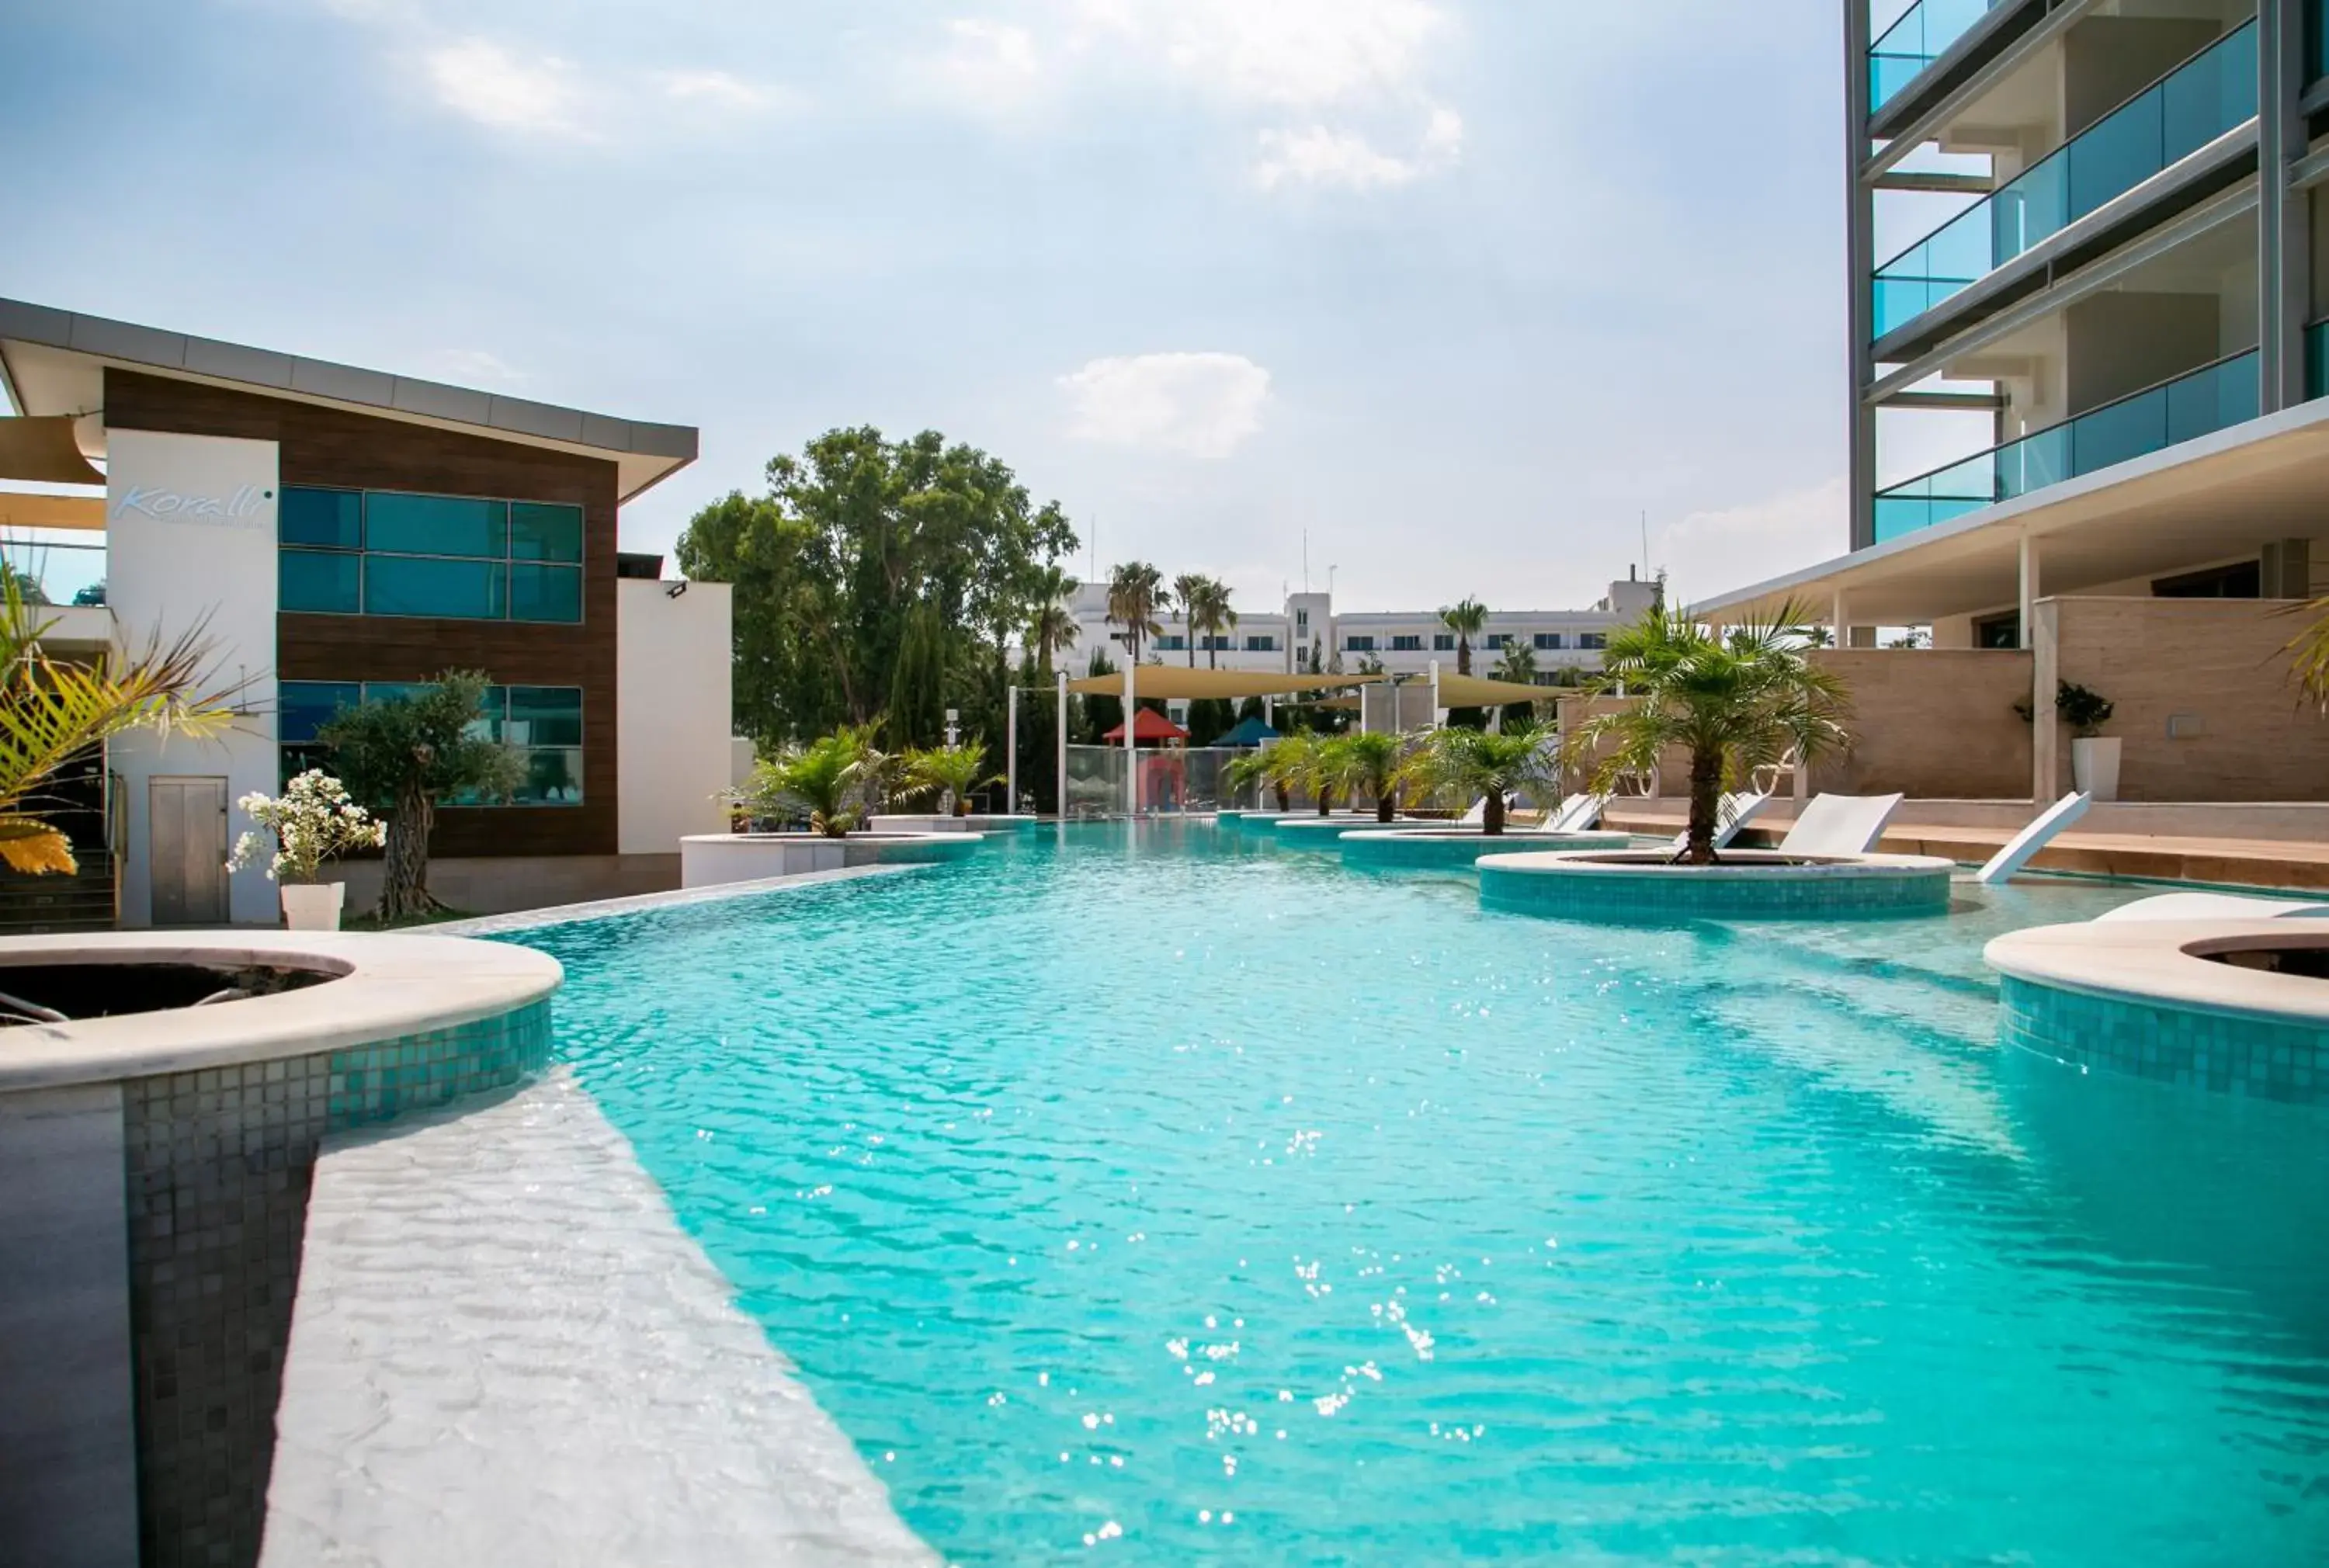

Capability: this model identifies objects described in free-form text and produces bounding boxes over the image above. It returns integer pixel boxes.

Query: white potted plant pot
[279,882,346,931]
[2070,736,2121,803]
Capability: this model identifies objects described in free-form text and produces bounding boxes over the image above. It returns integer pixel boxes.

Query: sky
[0,0,1966,615]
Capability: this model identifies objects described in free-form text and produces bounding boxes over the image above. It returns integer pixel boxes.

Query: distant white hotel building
[1056,570,1663,685]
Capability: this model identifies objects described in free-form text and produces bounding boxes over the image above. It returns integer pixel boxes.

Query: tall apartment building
[1696,2,2329,807]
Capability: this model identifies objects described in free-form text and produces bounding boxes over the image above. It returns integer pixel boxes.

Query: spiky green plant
[1564,605,1849,864]
[1321,730,1408,823]
[903,741,1003,817]
[1402,723,1558,834]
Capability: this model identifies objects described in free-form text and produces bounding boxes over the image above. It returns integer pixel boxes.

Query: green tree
[1079,647,1120,742]
[1178,575,1239,668]
[1171,573,1208,668]
[674,426,1074,750]
[1565,606,1850,864]
[1492,640,1543,727]
[1026,565,1080,683]
[317,671,527,921]
[1323,730,1407,823]
[1107,562,1164,663]
[1440,598,1488,676]
[903,741,1002,817]
[1402,724,1559,835]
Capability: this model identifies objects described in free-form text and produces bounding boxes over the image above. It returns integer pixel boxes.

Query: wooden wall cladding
[105,369,620,858]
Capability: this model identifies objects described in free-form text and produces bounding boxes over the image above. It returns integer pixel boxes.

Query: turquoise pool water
[528,824,2329,1564]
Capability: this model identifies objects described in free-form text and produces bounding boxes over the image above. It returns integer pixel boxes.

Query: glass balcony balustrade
[0,534,107,609]
[1873,349,2259,542]
[1870,0,2013,109]
[1872,20,2256,341]
[2307,320,2329,401]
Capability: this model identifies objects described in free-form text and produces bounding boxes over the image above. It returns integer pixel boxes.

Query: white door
[148,776,228,926]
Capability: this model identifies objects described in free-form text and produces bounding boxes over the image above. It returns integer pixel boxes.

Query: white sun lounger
[2095,891,2329,921]
[1973,792,2089,885]
[1544,793,1608,833]
[1671,790,1770,852]
[1777,793,1904,857]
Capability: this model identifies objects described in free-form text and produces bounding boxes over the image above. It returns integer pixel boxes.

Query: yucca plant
[1401,723,1558,834]
[903,741,1002,817]
[0,582,235,874]
[1322,730,1408,823]
[1564,605,1848,865]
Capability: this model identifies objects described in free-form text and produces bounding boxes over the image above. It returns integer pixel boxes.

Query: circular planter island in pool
[1262,813,1407,845]
[1986,917,2329,1102]
[1341,827,1635,870]
[681,831,984,888]
[1477,848,1956,920]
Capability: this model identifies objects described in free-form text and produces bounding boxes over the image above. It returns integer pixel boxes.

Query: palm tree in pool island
[1566,606,1849,866]
[1406,723,1557,834]
[1439,597,1488,675]
[1324,731,1407,823]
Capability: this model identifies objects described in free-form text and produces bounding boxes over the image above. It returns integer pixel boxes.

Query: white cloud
[1655,478,1848,612]
[423,348,528,387]
[1059,352,1272,459]
[425,39,590,137]
[655,69,771,109]
[922,19,1045,116]
[1071,0,1447,107]
[1253,107,1460,191]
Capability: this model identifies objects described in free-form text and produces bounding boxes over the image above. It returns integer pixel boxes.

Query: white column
[1055,670,1067,821]
[1005,684,1019,815]
[2017,533,2039,650]
[1123,664,1138,816]
[1831,587,1848,645]
[1428,659,1443,728]
[2032,598,2060,802]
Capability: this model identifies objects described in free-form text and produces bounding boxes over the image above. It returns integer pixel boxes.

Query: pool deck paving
[262,1070,937,1568]
[1603,807,2329,891]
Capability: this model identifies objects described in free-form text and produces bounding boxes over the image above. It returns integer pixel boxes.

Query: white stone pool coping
[1984,918,2329,1025]
[262,1071,938,1568]
[0,931,563,1094]
[1473,848,1959,877]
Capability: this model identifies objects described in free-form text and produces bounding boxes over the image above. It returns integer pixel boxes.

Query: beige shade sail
[0,418,104,486]
[0,490,106,531]
[1062,667,1388,700]
[1434,672,1563,708]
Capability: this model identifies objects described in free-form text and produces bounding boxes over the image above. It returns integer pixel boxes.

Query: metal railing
[1869,0,2012,111]
[0,534,107,609]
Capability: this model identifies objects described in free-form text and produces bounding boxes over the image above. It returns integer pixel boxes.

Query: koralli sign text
[109,484,275,526]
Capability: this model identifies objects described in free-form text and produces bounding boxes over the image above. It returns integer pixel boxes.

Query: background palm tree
[1491,640,1543,728]
[1189,577,1238,668]
[1171,572,1209,667]
[1440,597,1488,675]
[1107,562,1164,664]
[1564,605,1849,865]
[1026,566,1080,682]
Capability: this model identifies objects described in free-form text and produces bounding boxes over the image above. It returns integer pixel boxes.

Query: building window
[278,679,584,806]
[1578,632,1607,650]
[1973,612,2019,649]
[1484,633,1510,650]
[1345,635,1376,652]
[1533,633,1564,650]
[1245,634,1277,651]
[1203,635,1234,650]
[1432,633,1455,651]
[1158,634,1187,650]
[278,485,585,624]
[1295,609,1309,630]
[1390,634,1423,651]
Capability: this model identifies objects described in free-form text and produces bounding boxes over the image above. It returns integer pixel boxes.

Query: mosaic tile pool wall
[1477,862,1954,921]
[1998,975,2329,1105]
[122,1000,552,1568]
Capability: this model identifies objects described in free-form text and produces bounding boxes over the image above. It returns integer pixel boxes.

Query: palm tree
[2285,597,2329,710]
[1402,724,1558,835]
[1492,640,1543,727]
[730,724,879,838]
[1026,567,1080,682]
[1440,598,1489,676]
[1189,578,1238,668]
[1171,572,1208,668]
[0,583,235,874]
[1323,731,1407,823]
[903,741,1003,817]
[1564,605,1850,865]
[1259,731,1319,813]
[1106,562,1164,664]
[1225,748,1275,810]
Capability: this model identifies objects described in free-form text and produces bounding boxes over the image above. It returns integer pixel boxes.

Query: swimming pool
[526,824,2329,1565]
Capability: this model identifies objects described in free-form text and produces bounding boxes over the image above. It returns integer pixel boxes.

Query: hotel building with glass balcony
[1695,1,2329,810]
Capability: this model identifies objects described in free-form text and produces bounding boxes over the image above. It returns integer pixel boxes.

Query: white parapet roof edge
[0,931,562,1094]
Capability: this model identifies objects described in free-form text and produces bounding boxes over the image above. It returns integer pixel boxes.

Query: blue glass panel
[279,487,362,549]
[278,681,360,744]
[509,564,581,623]
[1869,0,2010,110]
[363,493,508,558]
[515,748,585,805]
[280,548,361,613]
[363,555,505,618]
[506,686,583,748]
[1871,22,2255,342]
[510,502,584,563]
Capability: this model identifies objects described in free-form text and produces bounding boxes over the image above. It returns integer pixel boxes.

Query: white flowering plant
[224,769,386,885]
